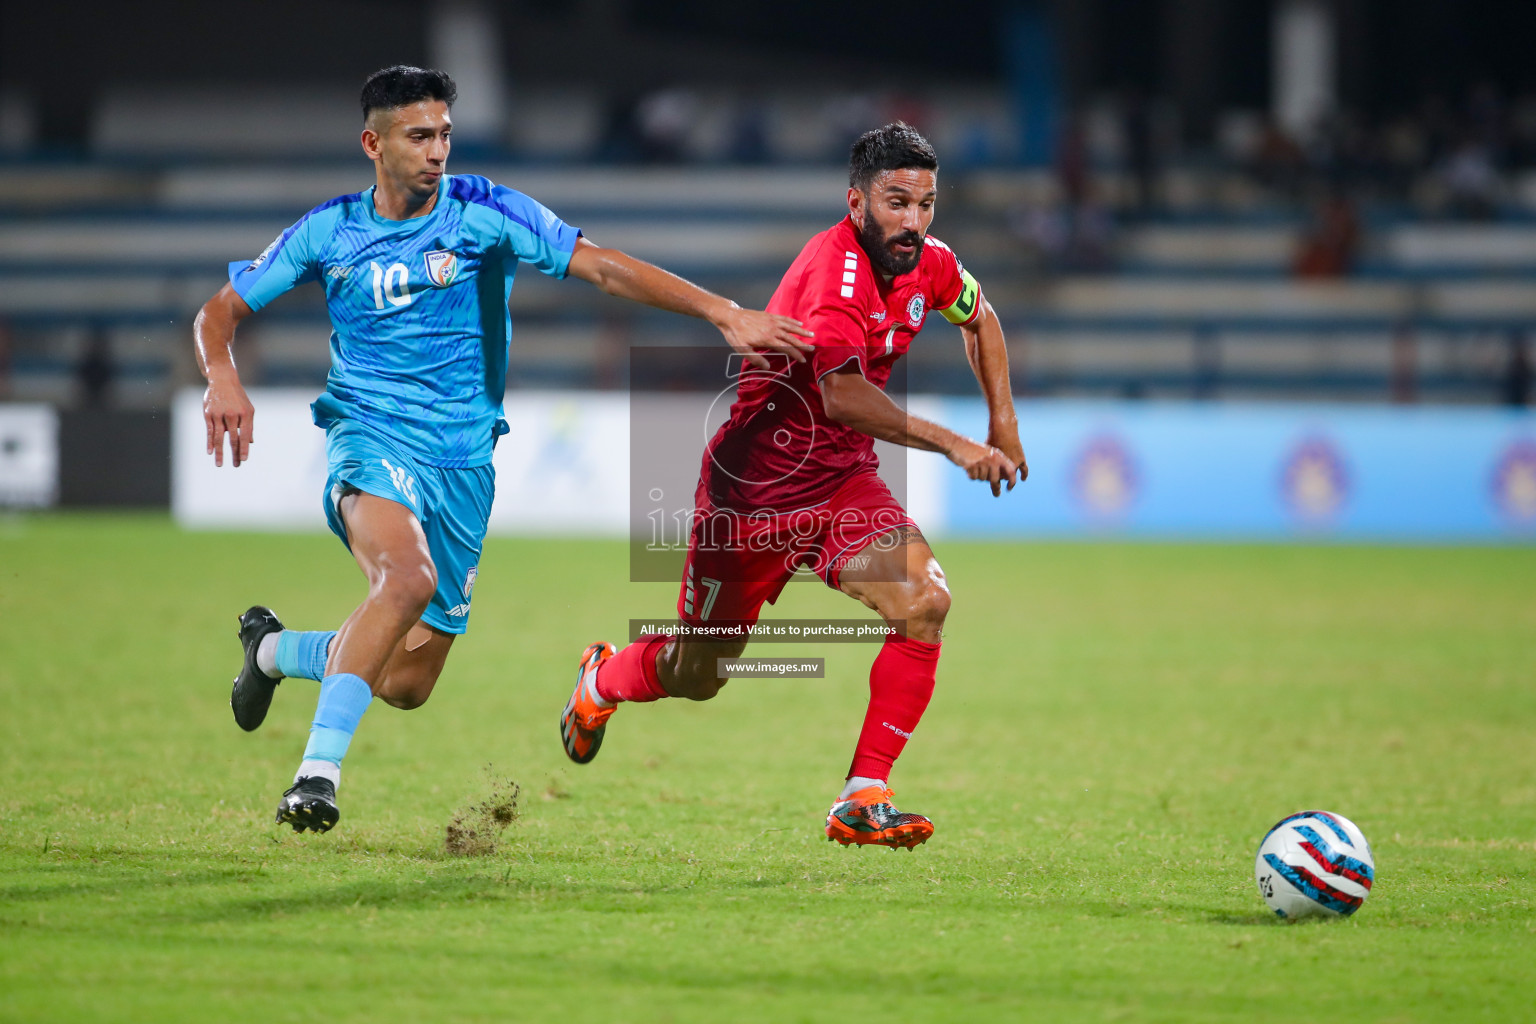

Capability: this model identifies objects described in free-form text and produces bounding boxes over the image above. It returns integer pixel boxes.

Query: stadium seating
[2,148,1534,406]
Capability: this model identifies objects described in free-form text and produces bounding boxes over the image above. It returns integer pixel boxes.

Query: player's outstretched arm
[565,237,814,370]
[959,295,1028,483]
[820,367,1021,497]
[193,283,257,468]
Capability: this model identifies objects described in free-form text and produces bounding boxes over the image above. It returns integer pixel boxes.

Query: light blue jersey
[229,174,581,468]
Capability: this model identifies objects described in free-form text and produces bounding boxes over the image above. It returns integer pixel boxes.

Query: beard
[857,210,924,277]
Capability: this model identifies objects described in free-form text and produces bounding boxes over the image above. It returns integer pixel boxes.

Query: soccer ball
[1254,810,1375,920]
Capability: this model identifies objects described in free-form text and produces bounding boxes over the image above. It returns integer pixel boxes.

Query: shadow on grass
[2,859,810,927]
[1207,910,1284,926]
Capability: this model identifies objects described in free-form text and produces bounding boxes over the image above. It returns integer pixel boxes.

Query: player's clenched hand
[988,429,1029,486]
[204,378,255,467]
[716,305,815,370]
[949,438,1021,497]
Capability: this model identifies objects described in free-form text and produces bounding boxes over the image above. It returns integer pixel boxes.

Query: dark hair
[360,65,457,123]
[848,121,939,191]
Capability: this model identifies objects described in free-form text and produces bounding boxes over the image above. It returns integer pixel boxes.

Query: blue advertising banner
[940,400,1536,541]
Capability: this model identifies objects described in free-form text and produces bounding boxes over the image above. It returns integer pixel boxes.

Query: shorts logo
[462,566,478,600]
[445,603,470,618]
[326,265,353,280]
[380,458,417,506]
[906,293,926,328]
[424,249,459,287]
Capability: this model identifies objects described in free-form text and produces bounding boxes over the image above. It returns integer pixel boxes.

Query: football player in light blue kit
[194,66,813,832]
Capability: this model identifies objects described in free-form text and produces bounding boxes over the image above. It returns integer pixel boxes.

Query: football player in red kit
[560,122,1026,849]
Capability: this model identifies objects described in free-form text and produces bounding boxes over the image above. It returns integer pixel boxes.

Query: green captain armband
[938,267,982,325]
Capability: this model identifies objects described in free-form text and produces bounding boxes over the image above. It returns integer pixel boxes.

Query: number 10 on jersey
[370,262,412,309]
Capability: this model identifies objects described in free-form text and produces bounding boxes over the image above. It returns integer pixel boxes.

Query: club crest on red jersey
[906,293,925,328]
[424,249,459,287]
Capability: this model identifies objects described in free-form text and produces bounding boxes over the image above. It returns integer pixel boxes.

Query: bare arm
[959,296,1027,481]
[565,236,813,369]
[820,366,1020,496]
[193,283,256,467]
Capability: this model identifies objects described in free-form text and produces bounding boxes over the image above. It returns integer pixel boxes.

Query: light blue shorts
[322,420,494,635]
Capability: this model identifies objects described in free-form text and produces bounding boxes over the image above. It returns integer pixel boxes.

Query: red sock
[847,631,941,781]
[594,634,671,704]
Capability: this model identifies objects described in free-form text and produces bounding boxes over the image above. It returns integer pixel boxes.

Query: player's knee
[905,579,951,633]
[378,559,437,617]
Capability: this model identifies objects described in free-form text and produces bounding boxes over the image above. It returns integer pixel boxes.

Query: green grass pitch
[1,513,1532,1022]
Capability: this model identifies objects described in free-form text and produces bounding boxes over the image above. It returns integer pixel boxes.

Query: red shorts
[677,470,916,632]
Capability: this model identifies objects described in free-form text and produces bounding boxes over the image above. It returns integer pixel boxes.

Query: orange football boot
[560,641,616,764]
[825,785,934,850]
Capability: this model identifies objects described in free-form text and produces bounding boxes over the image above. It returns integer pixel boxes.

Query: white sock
[840,776,886,800]
[295,759,341,788]
[256,632,284,679]
[585,661,614,709]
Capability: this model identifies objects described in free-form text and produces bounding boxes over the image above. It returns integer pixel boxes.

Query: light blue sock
[275,630,337,681]
[300,673,373,775]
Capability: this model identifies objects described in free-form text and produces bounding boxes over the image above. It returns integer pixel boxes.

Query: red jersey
[701,216,982,514]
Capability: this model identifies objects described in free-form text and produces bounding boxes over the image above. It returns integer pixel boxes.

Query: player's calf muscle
[659,639,745,700]
[375,629,453,710]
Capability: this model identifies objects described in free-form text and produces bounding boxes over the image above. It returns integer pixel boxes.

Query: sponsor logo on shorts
[445,603,470,618]
[380,458,417,506]
[326,264,353,279]
[906,293,926,327]
[424,249,459,288]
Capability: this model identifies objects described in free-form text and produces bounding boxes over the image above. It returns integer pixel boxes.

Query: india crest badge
[424,249,459,287]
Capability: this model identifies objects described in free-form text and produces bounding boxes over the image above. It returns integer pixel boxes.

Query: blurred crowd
[1229,85,1536,218]
[587,87,941,166]
[1005,84,1536,278]
[589,81,1536,214]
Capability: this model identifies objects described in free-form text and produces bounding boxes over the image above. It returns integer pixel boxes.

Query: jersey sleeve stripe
[814,352,864,382]
[447,174,535,233]
[228,193,355,309]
